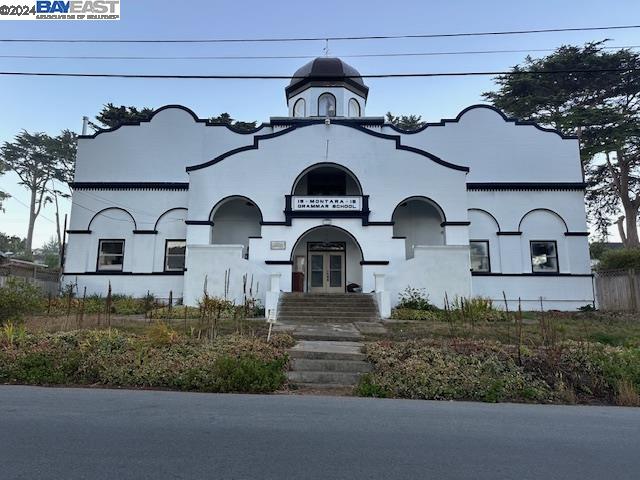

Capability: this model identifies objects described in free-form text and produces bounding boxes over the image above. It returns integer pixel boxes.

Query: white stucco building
[63,57,594,315]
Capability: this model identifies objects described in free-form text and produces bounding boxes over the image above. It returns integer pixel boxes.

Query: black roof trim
[62,271,185,276]
[386,104,578,140]
[71,182,189,191]
[78,104,269,139]
[186,119,469,173]
[467,182,586,191]
[472,272,593,277]
[270,116,385,127]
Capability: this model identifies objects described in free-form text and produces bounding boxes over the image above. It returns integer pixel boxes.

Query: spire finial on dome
[323,39,330,57]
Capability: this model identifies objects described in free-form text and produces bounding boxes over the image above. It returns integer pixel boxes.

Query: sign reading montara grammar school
[292,196,362,210]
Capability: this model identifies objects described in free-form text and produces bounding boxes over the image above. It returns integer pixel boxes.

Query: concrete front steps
[278,293,379,324]
[287,340,372,390]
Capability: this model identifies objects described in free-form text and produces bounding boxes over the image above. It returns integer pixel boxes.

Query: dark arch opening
[291,162,363,196]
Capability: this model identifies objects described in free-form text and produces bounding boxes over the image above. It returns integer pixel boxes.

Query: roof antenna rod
[323,39,330,56]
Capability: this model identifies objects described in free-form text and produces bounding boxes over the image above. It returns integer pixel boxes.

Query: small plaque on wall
[270,241,286,250]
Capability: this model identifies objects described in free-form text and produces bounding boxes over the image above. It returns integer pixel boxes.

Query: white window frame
[97,239,125,272]
[470,240,491,273]
[530,240,559,273]
[164,239,186,272]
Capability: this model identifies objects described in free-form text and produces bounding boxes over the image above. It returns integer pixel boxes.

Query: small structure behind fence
[0,259,60,296]
[594,269,640,312]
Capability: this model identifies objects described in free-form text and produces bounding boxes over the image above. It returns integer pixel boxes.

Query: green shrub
[391,308,441,321]
[359,340,552,403]
[357,340,640,405]
[0,330,289,394]
[0,278,43,323]
[598,248,640,271]
[397,287,439,311]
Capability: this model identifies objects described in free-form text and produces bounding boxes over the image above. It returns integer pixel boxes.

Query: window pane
[318,94,336,117]
[311,255,323,271]
[167,241,186,255]
[293,99,305,117]
[470,241,490,272]
[311,270,323,287]
[330,255,342,269]
[531,242,558,272]
[101,241,123,254]
[348,98,360,117]
[98,240,124,271]
[167,255,185,271]
[330,270,341,287]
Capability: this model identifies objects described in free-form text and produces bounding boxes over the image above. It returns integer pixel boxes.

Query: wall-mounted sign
[292,196,362,211]
[270,241,286,250]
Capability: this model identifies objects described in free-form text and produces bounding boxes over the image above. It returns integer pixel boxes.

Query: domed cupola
[286,57,368,118]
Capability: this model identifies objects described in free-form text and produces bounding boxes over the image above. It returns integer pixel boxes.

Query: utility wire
[0,45,637,61]
[0,67,638,80]
[1,24,638,43]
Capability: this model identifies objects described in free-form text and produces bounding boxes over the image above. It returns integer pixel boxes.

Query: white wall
[386,245,472,308]
[75,107,272,183]
[389,105,582,183]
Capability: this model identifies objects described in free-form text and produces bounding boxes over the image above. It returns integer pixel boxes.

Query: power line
[0,45,637,61]
[0,67,638,80]
[0,24,638,44]
[2,189,57,224]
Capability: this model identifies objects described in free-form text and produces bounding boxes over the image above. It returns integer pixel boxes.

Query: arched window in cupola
[293,98,306,117]
[318,93,337,117]
[348,98,361,117]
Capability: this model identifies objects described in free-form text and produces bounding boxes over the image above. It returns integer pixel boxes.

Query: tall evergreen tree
[483,42,640,245]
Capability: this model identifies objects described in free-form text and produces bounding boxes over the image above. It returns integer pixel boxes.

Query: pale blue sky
[1,0,639,246]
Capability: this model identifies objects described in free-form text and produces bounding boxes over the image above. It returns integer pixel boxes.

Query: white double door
[308,251,345,293]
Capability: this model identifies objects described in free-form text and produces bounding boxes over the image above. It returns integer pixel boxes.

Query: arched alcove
[210,196,262,259]
[392,197,445,259]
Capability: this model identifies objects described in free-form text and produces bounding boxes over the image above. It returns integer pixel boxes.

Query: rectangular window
[470,240,491,272]
[97,239,124,271]
[530,241,559,273]
[165,240,186,271]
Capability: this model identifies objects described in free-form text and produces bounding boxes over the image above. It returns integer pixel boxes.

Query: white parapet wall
[183,244,270,308]
[471,275,595,311]
[386,245,472,309]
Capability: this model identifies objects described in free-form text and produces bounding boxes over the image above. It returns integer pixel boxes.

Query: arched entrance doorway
[290,226,363,293]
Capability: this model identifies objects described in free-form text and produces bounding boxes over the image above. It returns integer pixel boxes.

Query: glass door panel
[310,254,324,291]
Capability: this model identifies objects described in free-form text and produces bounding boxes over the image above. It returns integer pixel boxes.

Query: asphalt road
[0,386,638,479]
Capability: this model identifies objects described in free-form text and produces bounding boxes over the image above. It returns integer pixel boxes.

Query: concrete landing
[274,322,387,341]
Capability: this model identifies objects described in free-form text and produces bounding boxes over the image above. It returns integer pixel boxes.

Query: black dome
[286,57,369,99]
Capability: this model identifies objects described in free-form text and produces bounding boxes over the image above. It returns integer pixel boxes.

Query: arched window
[348,98,361,117]
[293,98,306,117]
[318,93,336,117]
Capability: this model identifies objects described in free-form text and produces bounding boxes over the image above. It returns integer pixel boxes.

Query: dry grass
[616,380,640,407]
[22,313,271,338]
[377,312,640,348]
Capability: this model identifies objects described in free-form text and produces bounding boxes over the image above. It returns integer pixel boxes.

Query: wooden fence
[0,265,60,296]
[594,269,640,312]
